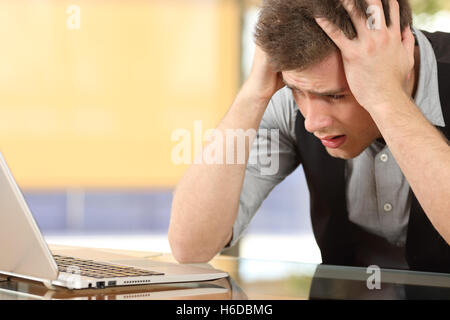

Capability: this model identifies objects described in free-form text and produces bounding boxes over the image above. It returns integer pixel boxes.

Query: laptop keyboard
[53,255,164,279]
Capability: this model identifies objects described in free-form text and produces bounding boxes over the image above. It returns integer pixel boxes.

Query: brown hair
[254,0,413,71]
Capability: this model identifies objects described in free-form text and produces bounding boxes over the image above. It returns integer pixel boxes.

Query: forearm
[169,84,270,263]
[369,93,450,244]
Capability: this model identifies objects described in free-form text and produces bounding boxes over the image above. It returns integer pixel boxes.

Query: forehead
[281,51,348,91]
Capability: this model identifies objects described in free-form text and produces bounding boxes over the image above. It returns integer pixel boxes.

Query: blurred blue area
[24,166,312,236]
[23,192,68,230]
[82,191,173,232]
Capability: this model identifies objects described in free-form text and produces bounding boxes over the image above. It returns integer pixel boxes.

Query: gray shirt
[227,28,446,267]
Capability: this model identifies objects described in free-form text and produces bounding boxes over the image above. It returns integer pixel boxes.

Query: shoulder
[420,29,450,63]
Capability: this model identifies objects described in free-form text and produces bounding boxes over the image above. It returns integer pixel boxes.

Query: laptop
[0,152,228,289]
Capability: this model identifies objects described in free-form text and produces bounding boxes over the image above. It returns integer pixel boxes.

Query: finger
[388,0,401,33]
[401,26,416,65]
[339,0,370,34]
[315,17,352,49]
[365,0,387,30]
[402,26,415,50]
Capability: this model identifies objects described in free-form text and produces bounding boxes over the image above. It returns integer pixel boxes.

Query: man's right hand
[243,45,285,103]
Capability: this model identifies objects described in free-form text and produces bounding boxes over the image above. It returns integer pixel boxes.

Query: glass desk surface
[1,246,450,300]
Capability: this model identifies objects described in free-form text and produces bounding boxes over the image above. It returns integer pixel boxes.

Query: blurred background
[1,0,449,264]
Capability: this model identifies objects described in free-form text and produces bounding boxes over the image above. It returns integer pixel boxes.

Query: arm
[225,88,301,250]
[168,47,285,263]
[316,0,450,243]
[370,93,450,244]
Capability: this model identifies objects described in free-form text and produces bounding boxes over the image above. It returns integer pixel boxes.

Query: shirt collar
[412,27,446,127]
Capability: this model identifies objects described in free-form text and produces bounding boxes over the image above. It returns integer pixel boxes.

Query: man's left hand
[315,0,416,112]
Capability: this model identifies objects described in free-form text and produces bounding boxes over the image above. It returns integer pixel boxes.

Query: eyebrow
[283,79,347,96]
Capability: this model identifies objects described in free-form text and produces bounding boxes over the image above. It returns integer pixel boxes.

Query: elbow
[170,241,216,264]
[171,249,214,264]
[168,230,217,264]
[168,199,232,264]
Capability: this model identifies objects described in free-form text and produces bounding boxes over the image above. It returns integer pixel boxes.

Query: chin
[325,146,365,160]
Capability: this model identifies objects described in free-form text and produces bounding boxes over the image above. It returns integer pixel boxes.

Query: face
[282,51,381,159]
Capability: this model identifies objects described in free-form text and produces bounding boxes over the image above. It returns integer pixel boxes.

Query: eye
[290,88,304,96]
[328,94,345,100]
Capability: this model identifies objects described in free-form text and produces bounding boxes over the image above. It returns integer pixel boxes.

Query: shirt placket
[374,147,398,244]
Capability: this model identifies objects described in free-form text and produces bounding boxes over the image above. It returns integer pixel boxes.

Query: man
[169,0,450,273]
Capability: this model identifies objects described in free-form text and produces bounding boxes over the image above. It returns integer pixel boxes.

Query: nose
[302,99,333,134]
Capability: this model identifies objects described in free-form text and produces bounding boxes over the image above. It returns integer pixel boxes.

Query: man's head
[255,0,413,159]
[255,0,412,71]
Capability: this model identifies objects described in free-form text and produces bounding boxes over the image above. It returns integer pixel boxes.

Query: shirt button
[380,154,389,162]
[384,203,393,212]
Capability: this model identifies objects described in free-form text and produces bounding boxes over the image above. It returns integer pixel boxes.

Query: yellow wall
[0,0,240,189]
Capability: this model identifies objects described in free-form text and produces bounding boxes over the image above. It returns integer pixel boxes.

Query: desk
[1,245,450,300]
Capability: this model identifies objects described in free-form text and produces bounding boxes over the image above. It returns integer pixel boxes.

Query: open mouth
[320,135,347,149]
